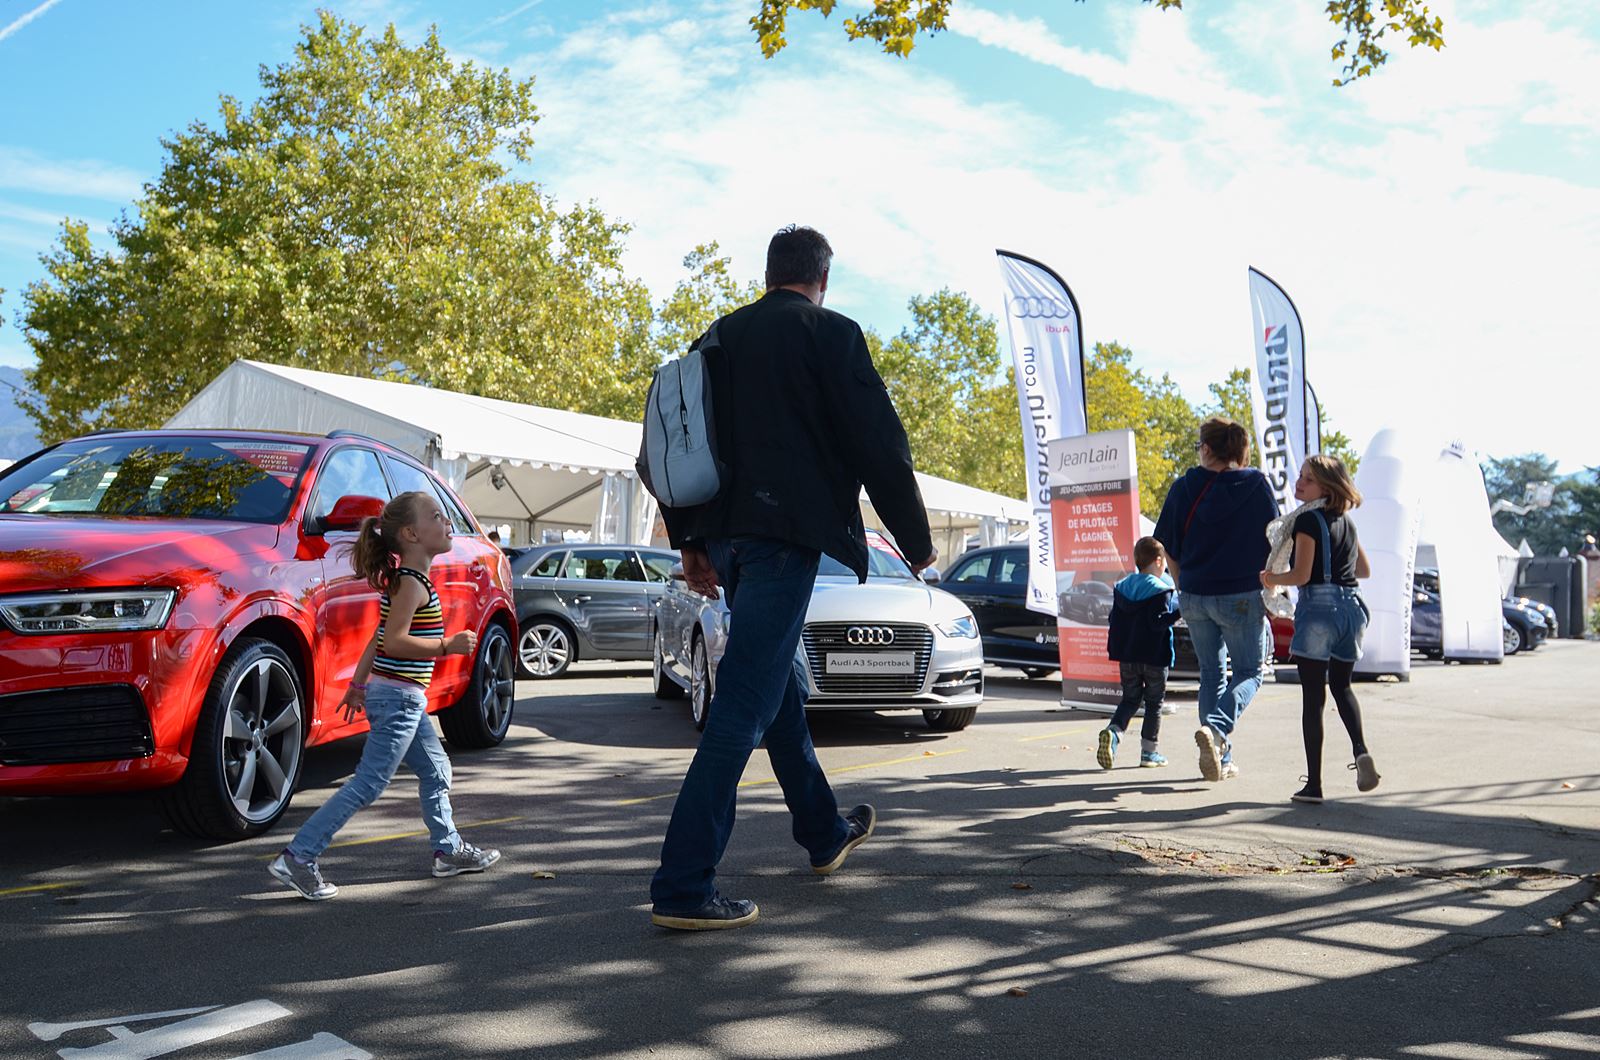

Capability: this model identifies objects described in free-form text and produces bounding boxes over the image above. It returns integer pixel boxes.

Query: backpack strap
[1183,475,1217,536]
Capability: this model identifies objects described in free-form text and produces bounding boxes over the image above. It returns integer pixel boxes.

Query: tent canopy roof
[168,360,1029,526]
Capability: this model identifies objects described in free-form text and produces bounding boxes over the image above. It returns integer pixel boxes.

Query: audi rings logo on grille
[845,626,897,646]
[1009,295,1073,320]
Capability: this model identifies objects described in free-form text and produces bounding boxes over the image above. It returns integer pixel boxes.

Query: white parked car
[652,536,985,732]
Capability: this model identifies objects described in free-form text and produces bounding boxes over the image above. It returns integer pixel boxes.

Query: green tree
[1483,453,1571,555]
[1084,341,1198,518]
[17,14,657,442]
[1206,367,1361,477]
[751,0,1444,84]
[653,243,763,364]
[871,288,1022,496]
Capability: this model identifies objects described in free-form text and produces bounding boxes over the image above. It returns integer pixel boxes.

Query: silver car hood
[804,577,973,626]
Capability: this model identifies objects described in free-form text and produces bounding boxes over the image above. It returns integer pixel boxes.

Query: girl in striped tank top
[270,490,501,901]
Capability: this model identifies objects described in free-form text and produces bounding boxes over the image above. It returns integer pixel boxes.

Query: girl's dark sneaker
[1352,754,1381,792]
[1291,782,1324,805]
[651,896,759,931]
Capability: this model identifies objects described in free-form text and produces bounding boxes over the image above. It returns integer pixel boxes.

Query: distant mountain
[0,366,42,459]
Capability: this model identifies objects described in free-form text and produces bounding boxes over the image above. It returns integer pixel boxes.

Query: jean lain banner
[1047,429,1140,710]
[996,250,1087,620]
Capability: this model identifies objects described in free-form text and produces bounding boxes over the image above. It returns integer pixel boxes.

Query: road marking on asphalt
[0,881,78,897]
[324,815,525,850]
[28,1001,372,1059]
[614,748,972,806]
[1017,727,1092,743]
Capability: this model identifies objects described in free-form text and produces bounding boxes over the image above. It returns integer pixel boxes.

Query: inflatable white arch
[1352,430,1504,678]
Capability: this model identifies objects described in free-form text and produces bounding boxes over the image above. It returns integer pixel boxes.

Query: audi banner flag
[997,250,1088,617]
[1048,429,1141,710]
[1247,267,1311,517]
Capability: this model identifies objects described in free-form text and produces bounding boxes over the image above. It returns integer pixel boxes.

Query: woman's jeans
[1178,590,1268,758]
[651,537,849,912]
[286,677,460,861]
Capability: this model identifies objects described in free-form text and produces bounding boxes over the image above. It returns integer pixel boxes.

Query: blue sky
[2,0,1597,471]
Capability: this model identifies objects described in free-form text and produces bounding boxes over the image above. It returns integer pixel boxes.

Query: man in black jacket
[649,226,936,931]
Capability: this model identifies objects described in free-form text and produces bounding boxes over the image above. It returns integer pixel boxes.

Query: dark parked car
[510,544,679,677]
[1411,586,1544,658]
[1058,580,1114,625]
[938,545,1199,680]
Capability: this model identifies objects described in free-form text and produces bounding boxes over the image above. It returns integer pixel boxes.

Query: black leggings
[1296,657,1368,789]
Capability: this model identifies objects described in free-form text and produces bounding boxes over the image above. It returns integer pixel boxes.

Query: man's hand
[339,685,366,724]
[682,545,720,600]
[910,546,939,577]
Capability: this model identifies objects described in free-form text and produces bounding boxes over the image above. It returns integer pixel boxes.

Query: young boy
[1098,537,1181,769]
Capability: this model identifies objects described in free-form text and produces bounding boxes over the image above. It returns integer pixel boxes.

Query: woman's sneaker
[268,851,337,901]
[1139,751,1167,767]
[1352,754,1381,793]
[1194,727,1223,782]
[1096,728,1119,770]
[433,841,501,878]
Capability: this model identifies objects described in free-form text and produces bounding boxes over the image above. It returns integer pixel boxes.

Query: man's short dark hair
[766,225,833,289]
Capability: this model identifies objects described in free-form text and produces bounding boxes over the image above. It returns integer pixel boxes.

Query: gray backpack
[636,322,727,509]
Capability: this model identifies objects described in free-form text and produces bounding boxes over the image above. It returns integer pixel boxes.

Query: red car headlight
[0,589,177,635]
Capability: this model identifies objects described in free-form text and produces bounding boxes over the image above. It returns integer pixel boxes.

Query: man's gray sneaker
[433,841,501,878]
[269,852,337,901]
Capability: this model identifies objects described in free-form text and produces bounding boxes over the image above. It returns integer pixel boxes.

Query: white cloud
[0,0,64,45]
[498,0,1599,472]
[0,146,144,201]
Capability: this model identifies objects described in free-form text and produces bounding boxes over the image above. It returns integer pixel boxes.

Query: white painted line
[227,1032,374,1059]
[52,1000,289,1059]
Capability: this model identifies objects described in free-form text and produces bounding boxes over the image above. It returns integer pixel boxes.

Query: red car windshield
[0,437,313,523]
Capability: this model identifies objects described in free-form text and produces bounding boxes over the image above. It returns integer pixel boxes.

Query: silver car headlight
[936,615,979,639]
[0,589,177,634]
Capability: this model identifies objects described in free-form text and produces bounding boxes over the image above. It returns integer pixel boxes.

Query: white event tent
[167,360,1028,553]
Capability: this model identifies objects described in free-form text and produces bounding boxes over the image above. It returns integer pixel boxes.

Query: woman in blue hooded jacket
[1152,418,1278,782]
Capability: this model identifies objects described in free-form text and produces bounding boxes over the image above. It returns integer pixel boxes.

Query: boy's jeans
[1178,590,1268,758]
[1108,662,1167,745]
[287,678,460,861]
[650,536,849,912]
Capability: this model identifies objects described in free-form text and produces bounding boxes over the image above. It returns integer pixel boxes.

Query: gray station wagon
[510,544,679,678]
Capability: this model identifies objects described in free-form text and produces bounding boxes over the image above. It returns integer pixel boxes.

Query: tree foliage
[870,289,1021,496]
[1084,341,1196,518]
[750,0,1443,84]
[1483,454,1600,557]
[653,243,764,365]
[17,14,656,442]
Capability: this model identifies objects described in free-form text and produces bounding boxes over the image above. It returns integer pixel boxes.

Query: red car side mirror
[321,495,386,533]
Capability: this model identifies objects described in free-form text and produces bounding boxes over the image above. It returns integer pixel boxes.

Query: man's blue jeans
[1178,589,1268,758]
[650,537,849,911]
[286,677,460,861]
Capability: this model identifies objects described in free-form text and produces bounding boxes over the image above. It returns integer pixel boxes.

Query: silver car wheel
[222,657,304,824]
[520,622,572,678]
[1503,622,1522,655]
[479,627,515,735]
[690,636,712,730]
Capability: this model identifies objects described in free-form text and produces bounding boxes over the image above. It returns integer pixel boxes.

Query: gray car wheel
[1503,621,1523,656]
[518,619,574,679]
[690,634,713,731]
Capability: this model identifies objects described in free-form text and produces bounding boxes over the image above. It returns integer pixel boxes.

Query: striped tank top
[371,568,446,688]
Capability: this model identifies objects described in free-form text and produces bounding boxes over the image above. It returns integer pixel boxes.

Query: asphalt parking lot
[3,643,1598,1059]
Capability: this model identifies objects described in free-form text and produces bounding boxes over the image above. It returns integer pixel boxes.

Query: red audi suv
[0,428,517,839]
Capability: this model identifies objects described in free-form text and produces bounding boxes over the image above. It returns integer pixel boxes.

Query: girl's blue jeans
[286,677,460,861]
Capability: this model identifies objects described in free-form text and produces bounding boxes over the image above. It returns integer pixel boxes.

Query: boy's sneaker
[1351,754,1381,793]
[1096,728,1119,770]
[1139,751,1167,768]
[812,804,876,876]
[433,841,501,878]
[1219,760,1240,781]
[269,851,337,901]
[1194,727,1223,782]
[651,896,759,931]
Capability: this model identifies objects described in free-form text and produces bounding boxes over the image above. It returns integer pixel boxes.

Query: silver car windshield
[818,547,915,580]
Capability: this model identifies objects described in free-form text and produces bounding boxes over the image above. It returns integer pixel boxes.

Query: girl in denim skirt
[1260,456,1381,804]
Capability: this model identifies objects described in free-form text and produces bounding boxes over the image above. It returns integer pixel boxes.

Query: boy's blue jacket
[1106,572,1181,667]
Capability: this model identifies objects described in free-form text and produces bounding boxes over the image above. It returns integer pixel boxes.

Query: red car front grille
[0,684,154,766]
